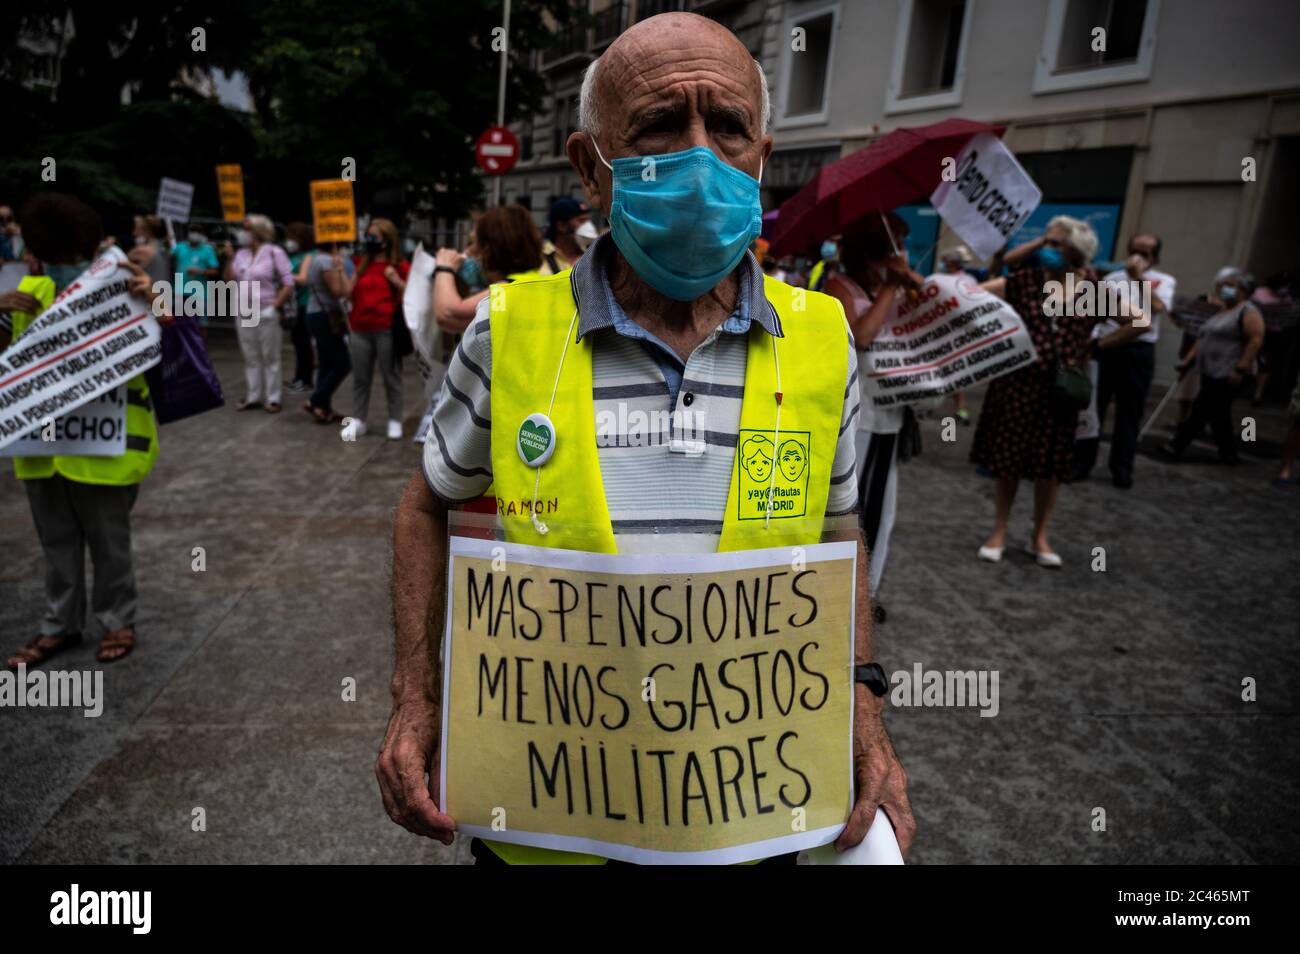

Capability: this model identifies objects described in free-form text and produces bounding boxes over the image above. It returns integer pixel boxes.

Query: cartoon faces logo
[778,439,807,481]
[736,430,811,521]
[740,434,774,482]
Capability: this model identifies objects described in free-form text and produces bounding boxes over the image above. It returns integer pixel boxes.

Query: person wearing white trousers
[227,214,295,413]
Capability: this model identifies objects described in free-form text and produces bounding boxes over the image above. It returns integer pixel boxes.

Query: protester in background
[284,221,316,393]
[937,244,978,424]
[4,194,162,670]
[349,217,409,439]
[226,213,294,413]
[303,243,355,424]
[825,211,924,604]
[432,205,543,334]
[972,216,1143,568]
[1248,271,1292,405]
[0,204,23,260]
[808,236,839,291]
[539,197,596,274]
[1073,232,1176,488]
[1163,267,1265,465]
[129,214,172,288]
[171,224,220,328]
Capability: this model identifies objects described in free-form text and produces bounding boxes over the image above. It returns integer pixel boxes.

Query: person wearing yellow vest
[3,194,162,670]
[379,12,915,864]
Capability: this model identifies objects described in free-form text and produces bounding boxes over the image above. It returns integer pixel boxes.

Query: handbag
[1048,313,1092,415]
[144,313,225,423]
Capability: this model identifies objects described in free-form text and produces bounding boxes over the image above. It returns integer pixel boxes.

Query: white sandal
[1023,543,1062,568]
[977,545,1005,563]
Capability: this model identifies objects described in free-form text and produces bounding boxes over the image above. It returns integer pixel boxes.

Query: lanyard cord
[531,306,581,535]
[765,335,782,529]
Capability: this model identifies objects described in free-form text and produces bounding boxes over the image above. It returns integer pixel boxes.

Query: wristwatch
[434,265,457,276]
[854,662,889,697]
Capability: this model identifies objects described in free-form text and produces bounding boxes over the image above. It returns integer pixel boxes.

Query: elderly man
[1074,232,1176,488]
[377,12,914,865]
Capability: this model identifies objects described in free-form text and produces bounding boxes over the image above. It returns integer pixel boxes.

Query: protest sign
[310,179,357,243]
[216,164,245,222]
[860,272,1039,410]
[156,177,194,222]
[0,386,126,457]
[930,132,1041,260]
[440,536,857,864]
[0,247,161,452]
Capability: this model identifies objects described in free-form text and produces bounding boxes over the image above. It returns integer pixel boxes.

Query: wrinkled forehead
[602,41,760,129]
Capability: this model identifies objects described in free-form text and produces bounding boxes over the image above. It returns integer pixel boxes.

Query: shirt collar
[570,233,783,340]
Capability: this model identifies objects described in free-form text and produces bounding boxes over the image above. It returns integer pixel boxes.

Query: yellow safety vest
[482,270,848,864]
[809,259,827,292]
[8,275,160,486]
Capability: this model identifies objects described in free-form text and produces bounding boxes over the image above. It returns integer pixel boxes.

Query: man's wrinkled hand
[836,704,915,857]
[375,698,457,844]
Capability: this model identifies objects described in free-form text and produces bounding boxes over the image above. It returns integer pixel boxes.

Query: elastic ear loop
[530,306,581,535]
[765,335,782,529]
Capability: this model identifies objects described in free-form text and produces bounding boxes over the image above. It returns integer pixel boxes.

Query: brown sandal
[96,627,136,664]
[7,633,81,671]
[265,402,282,414]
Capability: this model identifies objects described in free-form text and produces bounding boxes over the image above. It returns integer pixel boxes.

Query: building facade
[479,0,1299,379]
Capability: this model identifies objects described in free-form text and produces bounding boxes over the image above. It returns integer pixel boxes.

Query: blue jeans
[306,312,351,412]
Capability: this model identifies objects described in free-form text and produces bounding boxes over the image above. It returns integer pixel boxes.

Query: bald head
[567,12,772,216]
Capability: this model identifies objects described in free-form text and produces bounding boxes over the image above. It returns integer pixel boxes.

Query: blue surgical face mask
[821,241,838,261]
[595,142,762,301]
[1038,245,1065,271]
[458,256,486,289]
[1219,284,1238,303]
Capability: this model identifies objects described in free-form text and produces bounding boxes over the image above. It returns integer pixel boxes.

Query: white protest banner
[156,177,194,223]
[441,536,857,865]
[0,247,161,452]
[0,386,126,457]
[861,272,1039,409]
[402,243,440,366]
[930,132,1041,260]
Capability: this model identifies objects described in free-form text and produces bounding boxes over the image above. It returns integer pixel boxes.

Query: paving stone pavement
[2,330,1296,864]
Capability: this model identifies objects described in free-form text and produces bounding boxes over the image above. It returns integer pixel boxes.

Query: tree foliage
[1,0,574,232]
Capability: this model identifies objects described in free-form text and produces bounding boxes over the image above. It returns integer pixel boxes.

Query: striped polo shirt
[422,235,860,554]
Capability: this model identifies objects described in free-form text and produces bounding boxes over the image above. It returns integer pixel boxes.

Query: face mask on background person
[1218,284,1239,303]
[364,234,384,255]
[458,256,486,289]
[594,141,762,302]
[285,240,300,254]
[134,234,148,247]
[1037,245,1065,271]
[821,240,838,261]
[42,262,87,293]
[574,220,599,250]
[235,229,253,248]
[187,232,205,246]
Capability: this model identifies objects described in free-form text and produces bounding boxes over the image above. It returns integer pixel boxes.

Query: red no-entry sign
[475,126,520,175]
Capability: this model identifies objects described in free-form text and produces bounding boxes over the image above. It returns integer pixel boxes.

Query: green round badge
[517,412,556,467]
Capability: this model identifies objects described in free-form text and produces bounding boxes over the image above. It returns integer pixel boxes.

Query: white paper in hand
[403,243,440,366]
[800,808,904,865]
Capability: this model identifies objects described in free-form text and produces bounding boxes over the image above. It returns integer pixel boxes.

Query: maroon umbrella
[767,118,1004,257]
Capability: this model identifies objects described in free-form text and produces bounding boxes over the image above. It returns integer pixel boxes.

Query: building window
[777,3,839,128]
[885,0,973,115]
[1033,0,1160,95]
